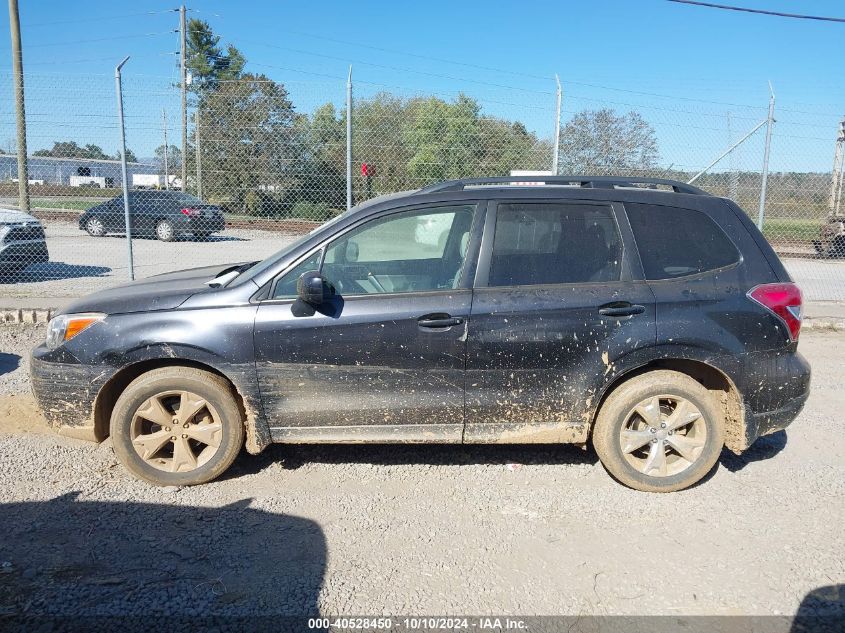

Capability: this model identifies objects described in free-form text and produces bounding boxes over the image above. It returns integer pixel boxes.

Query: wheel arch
[92,358,265,453]
[591,357,745,453]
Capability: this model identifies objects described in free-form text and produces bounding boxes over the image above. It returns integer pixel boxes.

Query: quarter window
[489,203,623,286]
[625,202,740,279]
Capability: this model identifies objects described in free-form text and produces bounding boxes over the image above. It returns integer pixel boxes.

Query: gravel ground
[0,324,843,622]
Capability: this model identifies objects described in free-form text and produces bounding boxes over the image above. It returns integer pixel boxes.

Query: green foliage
[288,201,336,221]
[186,18,246,97]
[33,141,138,163]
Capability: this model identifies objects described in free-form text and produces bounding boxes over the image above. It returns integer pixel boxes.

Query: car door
[464,199,656,443]
[253,202,480,442]
[101,196,126,231]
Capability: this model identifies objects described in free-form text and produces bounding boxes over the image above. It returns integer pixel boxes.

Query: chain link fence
[0,70,843,301]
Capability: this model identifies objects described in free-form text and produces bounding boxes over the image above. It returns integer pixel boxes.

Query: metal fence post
[115,56,134,281]
[195,109,202,199]
[552,74,561,175]
[346,65,353,211]
[757,83,775,231]
[8,0,29,212]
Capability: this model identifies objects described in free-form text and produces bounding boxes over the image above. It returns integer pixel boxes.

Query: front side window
[625,202,740,279]
[298,205,475,296]
[489,202,623,286]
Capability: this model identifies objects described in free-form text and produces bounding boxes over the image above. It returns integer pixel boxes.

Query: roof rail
[418,176,709,196]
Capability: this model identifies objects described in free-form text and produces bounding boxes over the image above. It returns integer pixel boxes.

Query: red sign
[361,162,375,177]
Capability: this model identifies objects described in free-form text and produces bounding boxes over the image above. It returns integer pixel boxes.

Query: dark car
[78,190,226,241]
[31,176,810,492]
[0,208,49,278]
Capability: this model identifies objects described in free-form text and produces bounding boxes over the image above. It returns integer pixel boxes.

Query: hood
[58,262,250,316]
[0,208,39,225]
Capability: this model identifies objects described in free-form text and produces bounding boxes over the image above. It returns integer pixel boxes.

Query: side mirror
[297,270,333,305]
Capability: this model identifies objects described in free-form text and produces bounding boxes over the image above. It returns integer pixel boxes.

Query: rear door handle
[418,313,464,329]
[598,302,645,317]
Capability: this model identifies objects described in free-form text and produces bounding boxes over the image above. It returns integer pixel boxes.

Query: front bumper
[30,349,115,442]
[0,239,49,267]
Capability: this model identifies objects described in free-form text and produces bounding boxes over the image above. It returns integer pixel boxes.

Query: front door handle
[598,302,646,317]
[418,313,464,329]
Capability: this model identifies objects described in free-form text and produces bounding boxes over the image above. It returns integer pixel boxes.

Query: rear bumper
[740,350,810,449]
[29,348,115,442]
[183,216,225,234]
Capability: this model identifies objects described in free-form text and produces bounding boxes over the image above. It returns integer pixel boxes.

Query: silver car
[0,208,49,278]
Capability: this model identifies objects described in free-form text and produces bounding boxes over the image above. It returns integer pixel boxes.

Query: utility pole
[552,74,561,175]
[829,117,845,216]
[195,109,202,199]
[756,82,775,231]
[115,56,134,280]
[180,4,187,192]
[162,109,169,190]
[8,0,29,211]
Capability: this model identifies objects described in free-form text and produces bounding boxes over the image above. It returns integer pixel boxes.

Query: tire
[592,370,724,493]
[85,216,106,237]
[156,219,176,242]
[831,236,845,258]
[110,367,245,486]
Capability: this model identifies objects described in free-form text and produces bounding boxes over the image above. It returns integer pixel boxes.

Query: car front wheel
[592,370,725,492]
[110,367,245,486]
[85,216,106,237]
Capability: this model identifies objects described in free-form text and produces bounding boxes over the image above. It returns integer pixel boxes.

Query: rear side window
[489,202,623,286]
[625,202,740,280]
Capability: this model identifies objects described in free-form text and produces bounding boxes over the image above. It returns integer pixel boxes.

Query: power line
[22,9,178,27]
[666,0,845,23]
[23,31,178,48]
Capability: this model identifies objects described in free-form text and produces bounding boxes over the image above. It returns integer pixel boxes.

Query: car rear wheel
[592,370,724,492]
[156,219,176,242]
[85,216,106,237]
[110,367,244,486]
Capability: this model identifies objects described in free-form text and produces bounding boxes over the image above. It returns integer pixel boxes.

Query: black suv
[78,190,225,241]
[31,177,810,492]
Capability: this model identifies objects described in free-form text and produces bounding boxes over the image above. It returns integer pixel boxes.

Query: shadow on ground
[8,262,111,283]
[792,584,845,632]
[0,493,325,623]
[719,430,788,473]
[0,353,20,377]
[227,442,598,478]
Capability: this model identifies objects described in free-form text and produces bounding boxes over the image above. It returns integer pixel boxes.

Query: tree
[33,141,138,162]
[186,18,245,97]
[558,108,659,174]
[154,144,182,175]
[198,73,299,214]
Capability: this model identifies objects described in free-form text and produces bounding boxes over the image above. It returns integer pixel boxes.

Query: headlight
[45,313,105,350]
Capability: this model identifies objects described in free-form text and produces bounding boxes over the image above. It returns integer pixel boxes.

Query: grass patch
[31,198,103,212]
[761,217,821,243]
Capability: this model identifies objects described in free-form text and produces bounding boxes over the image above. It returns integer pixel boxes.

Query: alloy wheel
[618,395,707,478]
[129,390,223,473]
[86,217,104,236]
[157,221,173,241]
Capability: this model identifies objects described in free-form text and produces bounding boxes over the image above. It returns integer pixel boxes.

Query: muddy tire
[592,370,724,493]
[110,367,244,486]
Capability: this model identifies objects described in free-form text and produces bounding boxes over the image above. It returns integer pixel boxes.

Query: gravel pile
[0,324,843,620]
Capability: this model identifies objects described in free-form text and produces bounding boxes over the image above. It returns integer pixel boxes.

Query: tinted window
[321,205,475,295]
[489,203,622,286]
[625,202,739,280]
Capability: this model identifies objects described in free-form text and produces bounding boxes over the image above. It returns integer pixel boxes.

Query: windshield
[229,210,352,286]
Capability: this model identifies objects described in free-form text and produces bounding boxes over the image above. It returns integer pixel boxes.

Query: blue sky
[1,0,842,171]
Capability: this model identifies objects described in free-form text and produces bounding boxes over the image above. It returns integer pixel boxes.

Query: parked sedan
[78,190,226,241]
[0,208,49,278]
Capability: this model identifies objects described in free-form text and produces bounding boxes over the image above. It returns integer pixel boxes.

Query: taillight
[747,282,803,341]
[181,207,200,217]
